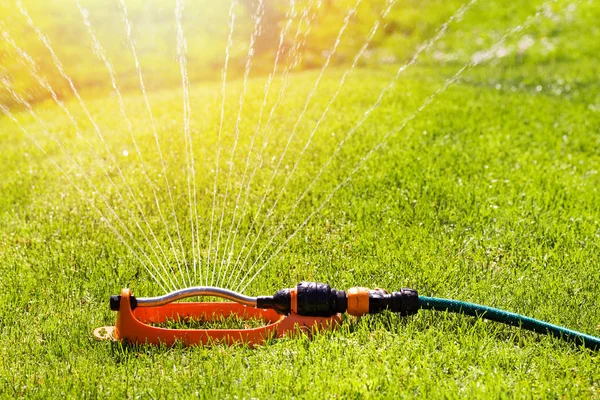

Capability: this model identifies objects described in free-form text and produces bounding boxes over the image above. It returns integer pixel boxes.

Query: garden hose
[418,297,600,349]
[109,281,600,349]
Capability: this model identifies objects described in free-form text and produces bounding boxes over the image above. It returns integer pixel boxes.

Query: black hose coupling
[257,281,347,317]
[365,288,420,316]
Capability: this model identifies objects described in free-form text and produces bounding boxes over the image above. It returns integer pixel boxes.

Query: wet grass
[1,0,600,398]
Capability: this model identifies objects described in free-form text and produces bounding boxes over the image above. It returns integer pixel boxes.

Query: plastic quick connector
[368,288,419,316]
[296,282,347,317]
[257,282,347,317]
[257,289,291,315]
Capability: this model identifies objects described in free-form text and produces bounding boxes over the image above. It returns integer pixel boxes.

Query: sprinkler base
[95,288,340,346]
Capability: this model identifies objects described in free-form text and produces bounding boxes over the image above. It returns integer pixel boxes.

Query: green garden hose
[419,296,600,350]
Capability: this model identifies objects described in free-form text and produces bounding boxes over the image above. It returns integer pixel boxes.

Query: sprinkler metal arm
[109,286,257,311]
[138,286,258,307]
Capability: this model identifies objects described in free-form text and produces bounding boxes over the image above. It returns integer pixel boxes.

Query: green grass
[152,315,267,330]
[1,0,600,398]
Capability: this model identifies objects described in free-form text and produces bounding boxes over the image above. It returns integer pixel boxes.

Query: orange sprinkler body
[96,282,419,346]
[95,288,341,346]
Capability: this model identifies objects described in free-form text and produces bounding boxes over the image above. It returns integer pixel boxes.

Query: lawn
[1,0,600,398]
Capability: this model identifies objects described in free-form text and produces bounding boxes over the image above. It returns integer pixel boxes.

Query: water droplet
[536,85,542,92]
[122,149,129,157]
[495,47,509,58]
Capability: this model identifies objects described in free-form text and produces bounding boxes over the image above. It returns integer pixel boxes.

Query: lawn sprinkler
[95,282,600,349]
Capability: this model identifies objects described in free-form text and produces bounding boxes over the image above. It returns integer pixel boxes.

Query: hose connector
[257,282,347,317]
[257,282,419,317]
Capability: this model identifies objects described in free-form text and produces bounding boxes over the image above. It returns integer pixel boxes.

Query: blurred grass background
[3,0,597,109]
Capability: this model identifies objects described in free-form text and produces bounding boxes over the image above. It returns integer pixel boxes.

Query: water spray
[95,282,600,350]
